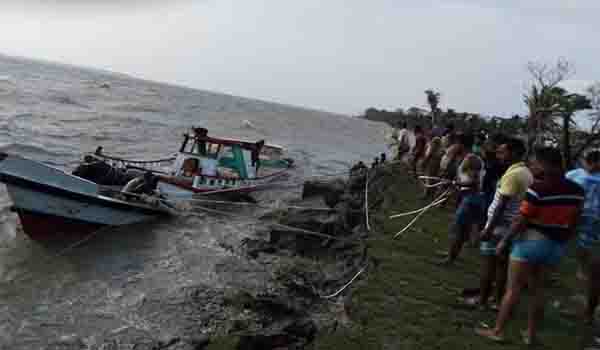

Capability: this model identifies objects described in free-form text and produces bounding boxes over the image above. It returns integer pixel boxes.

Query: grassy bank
[314,163,590,350]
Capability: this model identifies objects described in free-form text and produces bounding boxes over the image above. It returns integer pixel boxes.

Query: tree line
[360,58,600,169]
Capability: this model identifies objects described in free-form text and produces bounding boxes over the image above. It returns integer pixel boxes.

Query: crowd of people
[389,122,600,345]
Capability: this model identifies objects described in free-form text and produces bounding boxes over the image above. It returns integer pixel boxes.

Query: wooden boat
[82,128,294,198]
[0,152,172,240]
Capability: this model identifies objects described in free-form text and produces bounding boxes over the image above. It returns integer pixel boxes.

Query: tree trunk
[562,113,572,169]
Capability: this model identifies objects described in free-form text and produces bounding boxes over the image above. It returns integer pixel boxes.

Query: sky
[1,0,599,116]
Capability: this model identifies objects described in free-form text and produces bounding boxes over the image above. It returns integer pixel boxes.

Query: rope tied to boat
[54,225,116,258]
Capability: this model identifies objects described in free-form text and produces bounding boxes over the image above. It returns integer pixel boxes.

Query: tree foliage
[425,89,441,127]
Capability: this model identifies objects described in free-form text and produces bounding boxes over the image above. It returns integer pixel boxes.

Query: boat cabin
[172,128,263,182]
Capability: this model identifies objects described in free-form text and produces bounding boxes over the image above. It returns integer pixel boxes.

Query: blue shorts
[576,217,600,250]
[510,239,566,266]
[480,226,510,256]
[480,237,501,256]
[451,192,485,241]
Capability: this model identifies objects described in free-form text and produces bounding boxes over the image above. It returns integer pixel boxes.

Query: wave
[48,94,90,109]
[111,103,169,114]
[13,113,34,119]
[0,75,16,96]
[241,119,256,129]
[0,143,74,163]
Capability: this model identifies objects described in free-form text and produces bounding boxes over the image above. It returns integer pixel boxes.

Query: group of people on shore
[389,122,600,345]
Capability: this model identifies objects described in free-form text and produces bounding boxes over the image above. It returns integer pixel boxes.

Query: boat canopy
[174,127,265,180]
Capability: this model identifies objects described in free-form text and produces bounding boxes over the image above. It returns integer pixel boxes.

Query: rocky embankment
[114,166,391,350]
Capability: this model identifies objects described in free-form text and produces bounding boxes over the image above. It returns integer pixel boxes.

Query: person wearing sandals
[463,138,532,309]
[476,147,584,345]
[437,133,486,266]
[565,150,600,324]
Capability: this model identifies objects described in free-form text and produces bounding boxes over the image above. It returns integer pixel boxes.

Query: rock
[248,294,304,318]
[236,320,316,350]
[152,337,180,349]
[348,173,366,192]
[242,238,277,258]
[49,335,86,349]
[237,334,293,350]
[283,319,317,342]
[151,336,210,350]
[302,179,346,207]
[187,335,210,349]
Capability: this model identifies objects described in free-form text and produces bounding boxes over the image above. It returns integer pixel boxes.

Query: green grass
[315,165,593,350]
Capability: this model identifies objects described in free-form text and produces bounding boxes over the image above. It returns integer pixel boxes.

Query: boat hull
[0,153,169,240]
[156,171,289,198]
[15,208,106,241]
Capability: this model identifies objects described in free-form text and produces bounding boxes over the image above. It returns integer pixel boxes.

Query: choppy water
[0,54,388,348]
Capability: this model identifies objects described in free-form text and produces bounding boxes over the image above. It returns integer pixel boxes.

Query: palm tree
[524,85,560,148]
[525,86,591,167]
[425,90,441,127]
[553,89,592,168]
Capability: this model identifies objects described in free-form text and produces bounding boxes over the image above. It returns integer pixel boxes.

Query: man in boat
[73,155,129,186]
[121,171,159,195]
[181,158,201,178]
[192,127,208,155]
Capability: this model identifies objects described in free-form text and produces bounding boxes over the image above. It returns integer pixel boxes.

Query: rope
[271,223,362,243]
[163,197,337,212]
[422,181,450,188]
[53,225,115,257]
[418,176,448,182]
[365,169,371,232]
[392,188,452,239]
[388,196,448,219]
[89,152,176,165]
[321,265,367,299]
[389,185,452,219]
[187,205,365,244]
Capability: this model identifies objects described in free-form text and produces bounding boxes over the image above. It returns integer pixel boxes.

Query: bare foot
[435,257,453,266]
[475,327,504,342]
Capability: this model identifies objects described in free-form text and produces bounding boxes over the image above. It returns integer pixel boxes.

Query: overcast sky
[1,0,599,116]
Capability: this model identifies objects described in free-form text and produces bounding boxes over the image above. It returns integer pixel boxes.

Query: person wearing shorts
[438,133,486,266]
[566,150,600,323]
[468,138,532,308]
[476,147,584,345]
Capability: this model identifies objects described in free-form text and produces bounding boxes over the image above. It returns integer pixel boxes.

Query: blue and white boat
[0,152,172,240]
[86,128,294,198]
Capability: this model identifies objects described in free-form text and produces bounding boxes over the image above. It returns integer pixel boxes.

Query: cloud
[0,0,599,116]
[457,0,600,23]
[559,80,596,94]
[3,0,196,14]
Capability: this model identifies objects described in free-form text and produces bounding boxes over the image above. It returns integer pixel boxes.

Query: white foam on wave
[241,119,256,129]
[0,75,16,96]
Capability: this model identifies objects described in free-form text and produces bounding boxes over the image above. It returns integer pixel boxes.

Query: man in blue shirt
[566,150,600,324]
[566,151,600,280]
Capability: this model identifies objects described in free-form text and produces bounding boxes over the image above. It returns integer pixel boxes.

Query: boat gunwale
[0,172,169,217]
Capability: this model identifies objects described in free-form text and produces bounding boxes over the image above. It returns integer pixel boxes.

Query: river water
[0,54,388,349]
